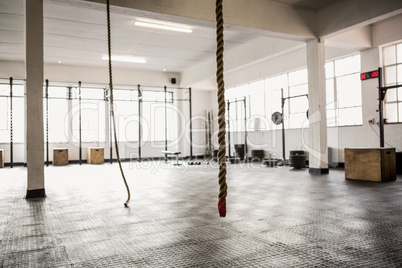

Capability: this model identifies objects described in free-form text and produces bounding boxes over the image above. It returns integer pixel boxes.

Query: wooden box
[53,148,68,166]
[345,148,396,182]
[0,149,4,168]
[87,147,104,164]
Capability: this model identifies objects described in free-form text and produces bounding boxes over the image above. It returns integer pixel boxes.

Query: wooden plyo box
[345,148,396,182]
[0,149,4,168]
[53,148,68,166]
[87,147,104,164]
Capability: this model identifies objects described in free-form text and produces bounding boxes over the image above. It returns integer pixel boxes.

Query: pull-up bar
[227,97,247,161]
[280,88,308,164]
[361,67,402,147]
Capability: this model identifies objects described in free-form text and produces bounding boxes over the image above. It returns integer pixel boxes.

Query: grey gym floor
[1,161,401,267]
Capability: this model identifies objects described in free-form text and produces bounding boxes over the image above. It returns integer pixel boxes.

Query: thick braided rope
[106,0,131,207]
[216,0,227,217]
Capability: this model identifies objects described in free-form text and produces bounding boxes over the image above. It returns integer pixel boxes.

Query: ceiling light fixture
[102,55,146,63]
[134,20,192,33]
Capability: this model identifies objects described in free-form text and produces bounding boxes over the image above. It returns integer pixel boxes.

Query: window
[265,74,287,130]
[72,87,106,143]
[383,43,402,123]
[113,89,139,142]
[0,82,25,143]
[287,69,308,129]
[225,54,362,132]
[325,54,362,126]
[142,90,174,142]
[45,86,69,142]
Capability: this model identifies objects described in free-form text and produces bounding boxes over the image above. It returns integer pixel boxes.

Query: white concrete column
[306,38,328,175]
[25,0,45,198]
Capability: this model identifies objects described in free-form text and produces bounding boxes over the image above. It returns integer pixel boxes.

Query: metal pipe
[109,96,113,164]
[78,81,82,165]
[378,67,384,148]
[281,88,286,163]
[189,87,193,160]
[244,97,247,161]
[45,79,49,166]
[138,84,141,162]
[164,86,167,162]
[227,100,231,158]
[9,77,13,168]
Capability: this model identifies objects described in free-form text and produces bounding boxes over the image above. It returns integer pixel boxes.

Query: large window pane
[383,42,402,123]
[0,98,9,142]
[289,97,308,114]
[289,84,308,96]
[398,65,402,84]
[336,74,362,108]
[386,88,397,103]
[327,109,337,127]
[47,99,68,142]
[335,55,360,77]
[398,44,402,64]
[288,69,307,87]
[384,45,396,66]
[399,103,402,122]
[72,99,105,143]
[385,66,397,85]
[325,62,334,78]
[385,103,398,123]
[326,79,335,110]
[338,107,362,126]
[0,84,8,96]
[289,113,307,129]
[13,97,25,143]
[114,101,138,142]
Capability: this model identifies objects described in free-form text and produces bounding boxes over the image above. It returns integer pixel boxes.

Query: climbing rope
[106,0,131,207]
[216,0,228,217]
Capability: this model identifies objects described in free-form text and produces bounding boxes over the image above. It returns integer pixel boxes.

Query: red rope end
[124,200,130,208]
[218,198,226,217]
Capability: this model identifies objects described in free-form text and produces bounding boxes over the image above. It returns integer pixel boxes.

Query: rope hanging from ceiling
[106,0,131,207]
[215,0,228,217]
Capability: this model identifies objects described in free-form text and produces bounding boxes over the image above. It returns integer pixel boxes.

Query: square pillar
[25,0,45,198]
[306,38,328,175]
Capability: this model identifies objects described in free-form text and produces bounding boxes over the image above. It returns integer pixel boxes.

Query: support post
[227,101,231,158]
[307,38,328,175]
[78,81,82,165]
[189,87,193,160]
[25,0,45,198]
[45,79,49,166]
[9,77,13,168]
[164,86,167,162]
[281,88,286,164]
[244,97,247,161]
[138,84,142,162]
[378,67,384,148]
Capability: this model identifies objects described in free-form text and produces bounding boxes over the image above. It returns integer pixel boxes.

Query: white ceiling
[0,0,260,72]
[0,0,397,75]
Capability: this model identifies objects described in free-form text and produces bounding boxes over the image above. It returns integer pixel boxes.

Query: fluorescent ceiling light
[102,55,146,63]
[134,20,192,33]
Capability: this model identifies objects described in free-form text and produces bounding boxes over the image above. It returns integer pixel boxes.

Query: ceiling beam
[76,0,317,40]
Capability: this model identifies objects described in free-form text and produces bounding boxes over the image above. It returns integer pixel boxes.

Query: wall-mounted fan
[271,111,283,125]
